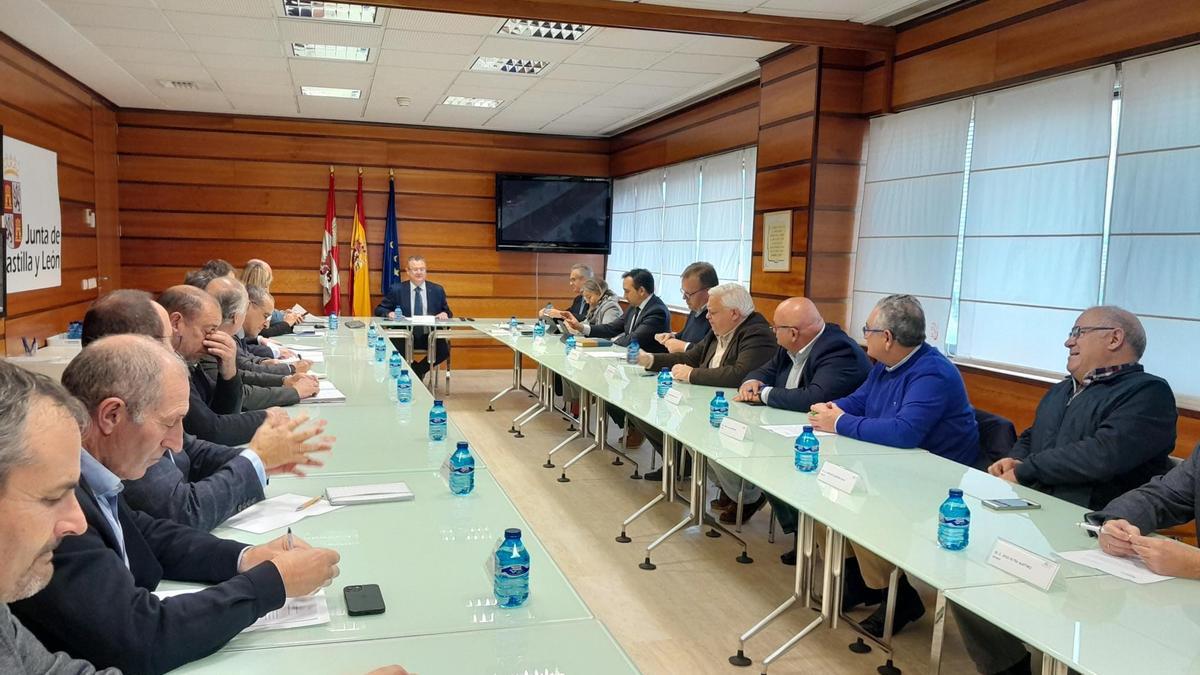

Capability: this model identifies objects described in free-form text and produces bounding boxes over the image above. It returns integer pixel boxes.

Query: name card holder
[817,462,860,494]
[663,388,684,405]
[987,539,1060,591]
[719,417,749,441]
[605,364,618,378]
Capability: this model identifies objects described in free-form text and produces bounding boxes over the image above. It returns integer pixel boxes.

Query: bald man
[735,298,871,560]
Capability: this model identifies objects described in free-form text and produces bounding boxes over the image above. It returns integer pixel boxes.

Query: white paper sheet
[279,350,324,364]
[325,482,414,505]
[220,494,342,534]
[761,424,835,438]
[154,588,331,632]
[408,315,437,325]
[290,328,325,337]
[1058,549,1173,584]
[583,351,631,359]
[301,380,345,404]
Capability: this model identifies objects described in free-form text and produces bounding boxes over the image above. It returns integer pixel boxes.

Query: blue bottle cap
[715,391,725,398]
[400,369,408,375]
[456,441,468,450]
[660,367,669,372]
[434,400,443,406]
[948,488,964,497]
[504,528,521,539]
[803,425,813,433]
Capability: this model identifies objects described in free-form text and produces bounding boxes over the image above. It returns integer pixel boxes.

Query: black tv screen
[496,175,611,254]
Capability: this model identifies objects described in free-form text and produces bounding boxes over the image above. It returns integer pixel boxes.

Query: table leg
[759,524,836,674]
[930,591,947,675]
[617,435,676,544]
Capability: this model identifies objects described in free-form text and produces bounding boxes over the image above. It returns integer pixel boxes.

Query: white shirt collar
[885,344,922,372]
[635,294,653,311]
[787,324,825,364]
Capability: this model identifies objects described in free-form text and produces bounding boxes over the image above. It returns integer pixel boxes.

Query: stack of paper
[155,588,331,632]
[279,350,325,364]
[221,494,342,534]
[1058,549,1173,584]
[761,424,835,438]
[325,482,414,505]
[302,380,345,404]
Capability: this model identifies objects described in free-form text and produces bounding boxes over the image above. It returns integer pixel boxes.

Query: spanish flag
[349,168,372,317]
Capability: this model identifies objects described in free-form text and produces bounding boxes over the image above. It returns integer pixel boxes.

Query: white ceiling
[5,0,940,137]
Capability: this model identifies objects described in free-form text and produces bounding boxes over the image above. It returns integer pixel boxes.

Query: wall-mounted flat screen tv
[495,174,611,254]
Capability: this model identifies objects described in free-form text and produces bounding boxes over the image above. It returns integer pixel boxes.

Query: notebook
[325,482,414,505]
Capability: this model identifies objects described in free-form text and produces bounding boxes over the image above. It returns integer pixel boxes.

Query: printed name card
[605,364,618,378]
[987,539,1060,591]
[568,348,583,362]
[663,388,684,405]
[817,462,860,494]
[719,417,749,441]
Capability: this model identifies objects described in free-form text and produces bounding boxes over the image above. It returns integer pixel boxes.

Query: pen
[294,495,322,512]
[286,527,294,551]
[1076,522,1102,534]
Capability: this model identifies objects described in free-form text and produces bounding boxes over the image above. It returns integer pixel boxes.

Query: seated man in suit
[808,294,979,637]
[160,285,268,446]
[541,263,592,335]
[183,258,236,290]
[81,289,332,530]
[631,283,776,492]
[655,261,717,354]
[12,335,341,675]
[956,306,1178,675]
[735,297,871,558]
[373,255,453,381]
[0,361,118,674]
[563,268,672,446]
[203,277,318,409]
[240,285,308,366]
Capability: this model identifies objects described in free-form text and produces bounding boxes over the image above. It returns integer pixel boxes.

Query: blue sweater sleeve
[833,367,877,417]
[835,371,949,449]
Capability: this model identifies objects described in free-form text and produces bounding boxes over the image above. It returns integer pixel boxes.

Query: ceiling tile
[376,50,473,70]
[539,120,605,136]
[298,95,367,120]
[424,104,498,128]
[182,34,283,57]
[474,35,581,63]
[566,45,666,69]
[543,63,635,83]
[152,88,234,111]
[386,9,501,34]
[506,90,594,111]
[76,25,190,50]
[603,82,688,108]
[49,0,156,6]
[164,11,278,39]
[585,28,693,52]
[196,53,288,72]
[118,62,213,82]
[554,105,642,123]
[652,52,757,74]
[371,66,457,90]
[211,74,296,95]
[382,30,484,55]
[153,0,275,17]
[648,0,763,9]
[277,19,384,46]
[441,85,516,104]
[44,1,173,31]
[452,70,539,93]
[226,93,299,114]
[529,78,613,95]
[105,45,201,66]
[289,60,373,88]
[625,69,719,88]
[676,35,786,57]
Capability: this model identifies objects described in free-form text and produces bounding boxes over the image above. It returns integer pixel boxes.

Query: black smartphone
[343,584,386,616]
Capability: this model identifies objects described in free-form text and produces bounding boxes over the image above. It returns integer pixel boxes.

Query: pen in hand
[287,527,294,551]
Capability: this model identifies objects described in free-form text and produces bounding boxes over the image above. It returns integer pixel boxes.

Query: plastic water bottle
[565,334,576,354]
[373,335,386,362]
[509,316,519,332]
[794,425,820,473]
[494,528,530,608]
[328,312,339,331]
[396,369,412,405]
[367,322,377,342]
[709,391,728,428]
[428,399,447,441]
[448,441,475,495]
[388,351,401,379]
[626,337,639,365]
[937,488,971,550]
[533,320,545,338]
[656,367,672,398]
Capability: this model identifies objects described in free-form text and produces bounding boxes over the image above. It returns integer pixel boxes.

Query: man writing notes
[373,255,452,381]
[11,336,342,675]
[654,261,717,353]
[735,297,870,561]
[808,294,979,637]
[956,306,1177,675]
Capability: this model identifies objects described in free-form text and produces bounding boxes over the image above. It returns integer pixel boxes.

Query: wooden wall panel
[117,111,608,369]
[0,35,115,355]
[758,69,818,126]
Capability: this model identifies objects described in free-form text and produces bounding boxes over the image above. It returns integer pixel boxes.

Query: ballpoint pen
[1076,522,1102,534]
[286,527,294,551]
[294,495,322,512]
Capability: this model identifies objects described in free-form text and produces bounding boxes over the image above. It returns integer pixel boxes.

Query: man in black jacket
[372,255,453,381]
[733,297,871,533]
[161,285,268,446]
[12,335,341,675]
[958,305,1178,675]
[541,263,592,335]
[654,261,717,353]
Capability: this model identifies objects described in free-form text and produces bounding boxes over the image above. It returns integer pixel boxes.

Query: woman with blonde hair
[241,259,299,337]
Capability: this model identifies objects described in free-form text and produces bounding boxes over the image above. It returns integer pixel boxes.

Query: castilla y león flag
[319,168,341,315]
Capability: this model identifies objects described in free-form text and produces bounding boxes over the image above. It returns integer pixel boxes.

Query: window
[852,44,1200,402]
[607,148,756,310]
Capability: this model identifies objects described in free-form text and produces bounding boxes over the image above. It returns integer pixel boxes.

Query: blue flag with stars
[383,173,399,296]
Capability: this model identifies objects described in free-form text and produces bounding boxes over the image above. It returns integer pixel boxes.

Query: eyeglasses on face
[1067,325,1116,340]
[680,287,704,300]
[861,325,887,338]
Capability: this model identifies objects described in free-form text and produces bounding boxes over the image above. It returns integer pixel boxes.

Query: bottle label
[452,465,474,475]
[939,516,970,527]
[499,564,529,577]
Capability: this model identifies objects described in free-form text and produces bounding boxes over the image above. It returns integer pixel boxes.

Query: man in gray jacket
[0,362,119,673]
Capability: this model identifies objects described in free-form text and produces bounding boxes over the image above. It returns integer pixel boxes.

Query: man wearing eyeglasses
[654,261,717,353]
[954,306,1177,675]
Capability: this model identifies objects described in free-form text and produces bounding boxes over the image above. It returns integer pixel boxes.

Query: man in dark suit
[80,290,332,531]
[541,263,592,335]
[655,261,717,353]
[373,254,453,381]
[563,267,670,351]
[735,298,871,555]
[633,283,777,484]
[12,335,341,675]
[160,285,268,446]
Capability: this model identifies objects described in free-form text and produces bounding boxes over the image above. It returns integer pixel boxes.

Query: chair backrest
[974,408,1018,471]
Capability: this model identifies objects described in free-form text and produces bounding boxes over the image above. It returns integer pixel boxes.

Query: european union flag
[383,173,399,295]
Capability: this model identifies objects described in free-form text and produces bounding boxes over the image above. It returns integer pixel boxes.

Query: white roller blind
[700,148,755,288]
[608,175,638,293]
[853,98,972,350]
[1106,45,1200,400]
[955,67,1116,372]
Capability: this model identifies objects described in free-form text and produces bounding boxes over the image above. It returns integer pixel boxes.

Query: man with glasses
[955,306,1177,675]
[808,294,978,638]
[655,261,717,353]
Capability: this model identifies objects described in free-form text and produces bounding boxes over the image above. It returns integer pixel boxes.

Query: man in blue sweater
[809,294,978,637]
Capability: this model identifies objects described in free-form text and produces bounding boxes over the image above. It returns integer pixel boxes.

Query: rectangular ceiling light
[283,1,377,24]
[498,19,591,41]
[292,43,370,62]
[470,57,549,76]
[443,96,502,108]
[301,86,361,99]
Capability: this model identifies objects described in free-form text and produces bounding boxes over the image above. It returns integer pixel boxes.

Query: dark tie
[413,286,427,341]
[628,306,640,334]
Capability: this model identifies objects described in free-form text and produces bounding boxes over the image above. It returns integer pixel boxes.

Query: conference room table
[165,324,635,673]
[467,327,1193,675]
